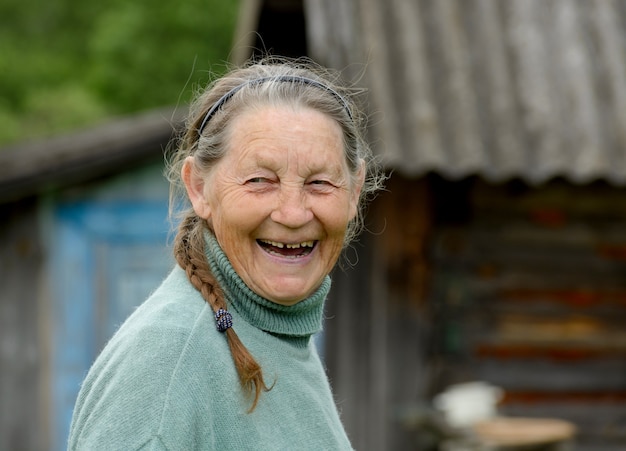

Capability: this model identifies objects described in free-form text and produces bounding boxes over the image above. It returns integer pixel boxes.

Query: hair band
[197,75,353,136]
[215,308,233,333]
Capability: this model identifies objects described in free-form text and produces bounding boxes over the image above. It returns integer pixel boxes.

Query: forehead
[224,105,347,168]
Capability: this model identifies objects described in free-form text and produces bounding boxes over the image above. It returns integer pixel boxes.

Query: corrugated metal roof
[305,0,626,185]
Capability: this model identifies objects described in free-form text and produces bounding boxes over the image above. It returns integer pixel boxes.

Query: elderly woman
[68,58,383,450]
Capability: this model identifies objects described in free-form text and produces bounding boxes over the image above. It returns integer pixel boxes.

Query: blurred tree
[0,0,239,146]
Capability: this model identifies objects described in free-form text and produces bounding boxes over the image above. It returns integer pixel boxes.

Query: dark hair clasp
[215,308,233,332]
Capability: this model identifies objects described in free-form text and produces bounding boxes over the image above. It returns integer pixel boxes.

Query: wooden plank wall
[430,176,626,449]
[0,200,45,451]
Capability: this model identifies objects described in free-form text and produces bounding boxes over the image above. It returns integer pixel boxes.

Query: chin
[266,292,308,306]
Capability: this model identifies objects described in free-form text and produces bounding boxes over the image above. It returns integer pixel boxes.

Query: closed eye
[247,177,271,184]
[308,179,338,193]
[244,177,277,193]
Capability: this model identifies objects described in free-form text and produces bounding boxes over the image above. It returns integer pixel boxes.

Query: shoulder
[98,267,214,370]
[68,266,231,450]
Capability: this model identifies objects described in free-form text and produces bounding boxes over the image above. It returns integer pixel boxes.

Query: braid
[174,214,270,412]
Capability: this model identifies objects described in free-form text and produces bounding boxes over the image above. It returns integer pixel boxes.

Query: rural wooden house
[234,0,626,450]
[2,0,626,450]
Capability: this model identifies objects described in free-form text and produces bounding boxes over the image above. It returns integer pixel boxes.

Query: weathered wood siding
[0,200,45,451]
[429,177,626,448]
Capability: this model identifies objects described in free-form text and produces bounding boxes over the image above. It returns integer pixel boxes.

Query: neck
[204,232,330,337]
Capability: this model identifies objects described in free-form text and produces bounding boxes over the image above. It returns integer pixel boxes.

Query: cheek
[205,179,244,225]
[211,206,248,237]
[328,211,352,237]
[209,191,267,239]
[210,210,253,261]
[318,199,354,241]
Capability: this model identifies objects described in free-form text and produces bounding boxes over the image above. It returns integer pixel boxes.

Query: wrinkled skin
[183,105,364,305]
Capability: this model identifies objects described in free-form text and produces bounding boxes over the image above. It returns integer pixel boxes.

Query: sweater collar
[204,232,330,337]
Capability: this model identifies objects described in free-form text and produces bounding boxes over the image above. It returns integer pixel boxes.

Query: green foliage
[0,0,240,146]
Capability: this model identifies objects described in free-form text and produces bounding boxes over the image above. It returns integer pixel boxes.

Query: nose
[270,184,314,228]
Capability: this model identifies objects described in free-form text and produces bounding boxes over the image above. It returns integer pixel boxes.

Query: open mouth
[257,239,317,258]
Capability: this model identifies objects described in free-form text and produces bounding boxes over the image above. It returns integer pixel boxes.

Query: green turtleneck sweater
[68,234,353,450]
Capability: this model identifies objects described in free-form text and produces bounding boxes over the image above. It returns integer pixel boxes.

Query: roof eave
[0,107,185,204]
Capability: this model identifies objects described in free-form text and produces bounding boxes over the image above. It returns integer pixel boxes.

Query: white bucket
[434,381,504,429]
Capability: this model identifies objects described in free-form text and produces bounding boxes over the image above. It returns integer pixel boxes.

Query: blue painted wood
[50,199,173,451]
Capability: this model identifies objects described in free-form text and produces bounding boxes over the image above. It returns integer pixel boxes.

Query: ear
[182,156,212,220]
[348,159,366,220]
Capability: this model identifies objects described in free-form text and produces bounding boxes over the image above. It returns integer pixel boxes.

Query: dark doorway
[253,0,308,58]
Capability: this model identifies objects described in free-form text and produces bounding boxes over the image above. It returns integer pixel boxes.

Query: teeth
[260,239,315,249]
[286,241,315,249]
[263,240,284,248]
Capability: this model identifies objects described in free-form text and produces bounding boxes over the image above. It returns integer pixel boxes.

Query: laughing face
[183,105,363,305]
